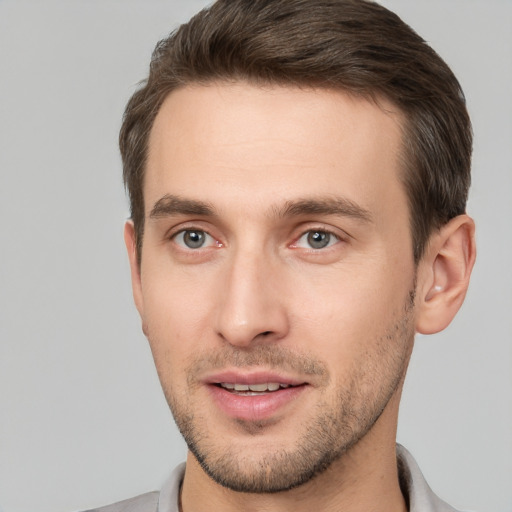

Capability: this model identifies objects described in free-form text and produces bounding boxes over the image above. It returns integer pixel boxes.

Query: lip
[204,370,309,422]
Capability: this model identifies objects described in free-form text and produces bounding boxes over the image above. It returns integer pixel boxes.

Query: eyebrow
[149,194,215,219]
[276,197,373,223]
[149,193,372,223]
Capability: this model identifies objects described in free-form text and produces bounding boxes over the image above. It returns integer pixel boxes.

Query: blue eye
[296,230,339,249]
[174,230,214,249]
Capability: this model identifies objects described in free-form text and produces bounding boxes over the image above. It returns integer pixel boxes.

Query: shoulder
[79,462,185,512]
[81,491,159,512]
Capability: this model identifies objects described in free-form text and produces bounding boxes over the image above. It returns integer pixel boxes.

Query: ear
[124,220,145,319]
[415,214,476,335]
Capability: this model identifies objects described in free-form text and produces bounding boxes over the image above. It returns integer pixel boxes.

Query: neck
[180,392,407,512]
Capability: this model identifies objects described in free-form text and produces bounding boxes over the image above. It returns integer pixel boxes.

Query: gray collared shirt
[84,445,461,512]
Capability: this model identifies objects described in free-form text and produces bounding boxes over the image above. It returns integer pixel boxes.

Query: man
[93,0,476,510]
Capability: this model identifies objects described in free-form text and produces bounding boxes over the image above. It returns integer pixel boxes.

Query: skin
[125,82,476,512]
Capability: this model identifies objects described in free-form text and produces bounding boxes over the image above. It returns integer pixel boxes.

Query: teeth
[220,382,290,392]
[249,383,268,392]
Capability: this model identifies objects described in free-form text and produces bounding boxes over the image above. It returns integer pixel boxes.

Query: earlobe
[416,214,476,335]
[123,220,145,319]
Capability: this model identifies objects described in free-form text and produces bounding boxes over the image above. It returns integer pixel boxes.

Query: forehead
[146,82,405,220]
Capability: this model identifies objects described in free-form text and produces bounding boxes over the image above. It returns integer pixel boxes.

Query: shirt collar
[396,444,459,512]
[158,462,185,512]
[158,446,459,512]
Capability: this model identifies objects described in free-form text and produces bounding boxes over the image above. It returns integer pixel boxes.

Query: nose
[214,251,289,348]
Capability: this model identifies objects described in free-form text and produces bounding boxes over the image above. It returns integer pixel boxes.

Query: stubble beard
[161,288,416,494]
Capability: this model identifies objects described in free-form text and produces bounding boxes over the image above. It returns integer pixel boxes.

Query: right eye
[173,229,216,249]
[295,230,339,250]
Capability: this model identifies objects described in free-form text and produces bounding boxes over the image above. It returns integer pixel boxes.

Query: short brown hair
[120,0,472,263]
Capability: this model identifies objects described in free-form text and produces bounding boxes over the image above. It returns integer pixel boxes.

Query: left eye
[173,229,216,249]
[295,230,339,250]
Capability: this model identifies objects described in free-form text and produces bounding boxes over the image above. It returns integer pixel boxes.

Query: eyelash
[171,228,221,250]
[169,226,345,252]
[291,227,343,251]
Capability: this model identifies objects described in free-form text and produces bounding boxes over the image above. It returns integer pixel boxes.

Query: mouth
[215,382,298,395]
[205,371,309,422]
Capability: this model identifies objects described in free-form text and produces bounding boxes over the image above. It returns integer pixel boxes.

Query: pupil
[184,230,205,248]
[308,231,330,249]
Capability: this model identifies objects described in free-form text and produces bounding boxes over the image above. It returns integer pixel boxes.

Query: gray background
[0,1,511,511]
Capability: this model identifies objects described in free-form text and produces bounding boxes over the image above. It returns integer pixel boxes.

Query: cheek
[142,258,214,325]
[288,259,414,358]
[140,269,216,375]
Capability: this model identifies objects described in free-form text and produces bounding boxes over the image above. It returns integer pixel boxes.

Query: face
[128,83,418,493]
